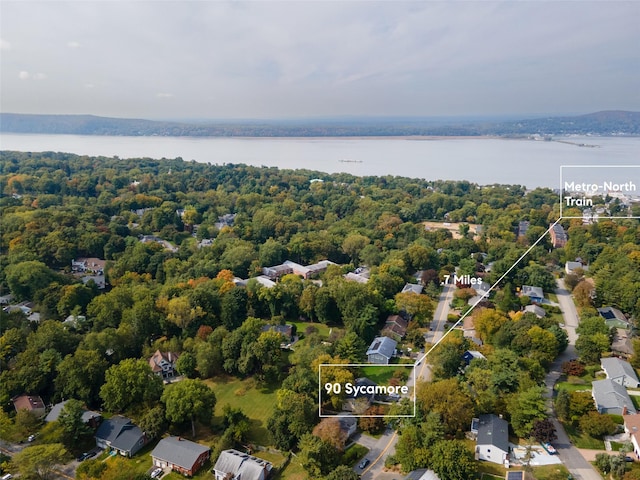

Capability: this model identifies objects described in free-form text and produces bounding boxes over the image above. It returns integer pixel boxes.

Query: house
[336,414,357,439]
[262,264,293,280]
[253,276,277,288]
[344,271,369,284]
[383,315,409,340]
[462,350,486,366]
[592,379,637,415]
[366,336,397,364]
[149,350,180,379]
[624,415,640,458]
[261,324,295,342]
[343,377,377,412]
[45,400,101,428]
[550,223,567,248]
[600,357,640,388]
[0,294,14,305]
[612,329,634,357]
[150,436,211,476]
[81,275,106,289]
[404,469,441,480]
[520,285,544,303]
[95,416,147,457]
[12,394,46,417]
[565,261,586,275]
[598,307,628,327]
[401,283,423,295]
[517,221,529,239]
[524,304,546,318]
[475,414,509,466]
[71,257,106,274]
[213,449,272,480]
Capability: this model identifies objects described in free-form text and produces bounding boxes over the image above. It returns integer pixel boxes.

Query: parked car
[358,458,370,469]
[76,452,92,462]
[542,442,557,454]
[151,468,163,478]
[27,434,36,442]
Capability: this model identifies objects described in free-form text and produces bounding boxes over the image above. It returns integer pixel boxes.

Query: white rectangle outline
[318,363,416,418]
[560,165,640,219]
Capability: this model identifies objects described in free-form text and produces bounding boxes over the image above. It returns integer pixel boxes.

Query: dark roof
[346,377,377,399]
[477,414,509,453]
[598,306,627,322]
[95,416,144,453]
[506,472,525,480]
[150,436,210,470]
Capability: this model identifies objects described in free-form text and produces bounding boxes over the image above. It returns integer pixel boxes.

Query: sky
[1,1,639,120]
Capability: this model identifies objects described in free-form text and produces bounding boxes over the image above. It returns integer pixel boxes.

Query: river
[1,133,638,188]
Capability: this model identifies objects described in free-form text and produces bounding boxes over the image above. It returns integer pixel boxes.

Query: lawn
[360,365,401,384]
[290,320,334,339]
[532,464,571,479]
[563,422,605,450]
[205,375,279,446]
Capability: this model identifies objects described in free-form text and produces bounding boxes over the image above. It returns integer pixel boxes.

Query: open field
[205,376,279,446]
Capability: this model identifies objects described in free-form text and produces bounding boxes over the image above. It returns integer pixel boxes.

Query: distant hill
[1,111,639,137]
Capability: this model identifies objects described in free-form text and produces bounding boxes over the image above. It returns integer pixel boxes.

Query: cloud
[0,38,10,50]
[18,71,47,80]
[156,93,174,98]
[67,41,80,48]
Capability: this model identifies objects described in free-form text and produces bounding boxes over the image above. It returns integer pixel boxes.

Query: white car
[151,468,163,479]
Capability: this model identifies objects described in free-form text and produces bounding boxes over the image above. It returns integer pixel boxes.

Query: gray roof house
[213,449,272,480]
[45,400,101,426]
[598,307,628,327]
[601,357,640,388]
[151,436,210,476]
[366,336,397,364]
[592,379,637,415]
[95,416,147,457]
[475,414,510,466]
[520,285,544,303]
[401,283,424,294]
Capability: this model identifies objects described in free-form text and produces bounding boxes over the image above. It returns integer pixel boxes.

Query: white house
[213,449,272,480]
[475,414,509,466]
[624,415,640,458]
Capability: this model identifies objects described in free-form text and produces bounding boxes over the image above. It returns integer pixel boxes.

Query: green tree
[161,378,216,437]
[6,261,58,301]
[579,411,617,438]
[298,433,340,478]
[266,389,316,451]
[333,331,367,363]
[507,386,548,438]
[326,465,361,480]
[430,439,477,480]
[576,333,610,364]
[55,349,108,406]
[138,405,167,441]
[341,233,370,265]
[13,443,68,480]
[175,351,197,378]
[58,399,92,448]
[99,358,163,412]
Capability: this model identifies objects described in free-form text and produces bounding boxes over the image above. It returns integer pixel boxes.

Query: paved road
[355,427,398,479]
[548,279,603,480]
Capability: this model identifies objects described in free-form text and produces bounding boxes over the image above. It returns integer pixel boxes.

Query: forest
[0,150,639,480]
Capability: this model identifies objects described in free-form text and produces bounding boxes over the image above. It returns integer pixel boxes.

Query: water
[1,133,638,188]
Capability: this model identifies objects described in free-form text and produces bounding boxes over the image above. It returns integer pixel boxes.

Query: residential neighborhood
[1,153,639,480]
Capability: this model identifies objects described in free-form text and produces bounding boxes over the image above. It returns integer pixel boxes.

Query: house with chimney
[150,436,211,476]
[213,449,272,480]
[149,350,180,380]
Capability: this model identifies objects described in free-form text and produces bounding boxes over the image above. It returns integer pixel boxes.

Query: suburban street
[356,282,455,478]
[549,279,603,480]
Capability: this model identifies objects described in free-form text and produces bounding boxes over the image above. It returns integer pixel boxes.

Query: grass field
[360,365,401,384]
[532,464,571,479]
[563,422,605,450]
[205,375,279,446]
